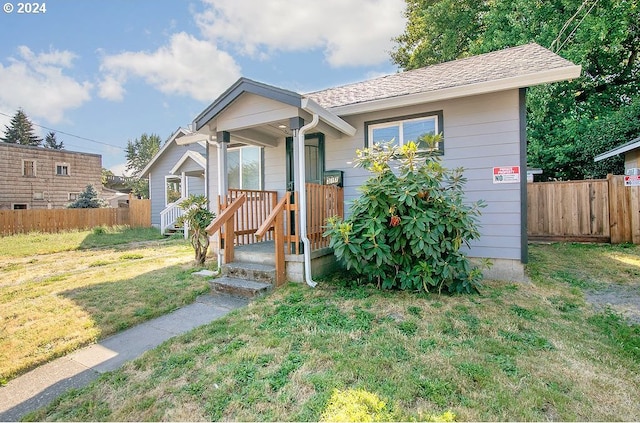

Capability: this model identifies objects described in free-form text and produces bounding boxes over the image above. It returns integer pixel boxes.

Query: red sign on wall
[493,166,520,184]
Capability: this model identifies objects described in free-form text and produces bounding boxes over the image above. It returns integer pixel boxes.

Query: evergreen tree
[43,131,64,149]
[1,109,42,146]
[67,185,108,208]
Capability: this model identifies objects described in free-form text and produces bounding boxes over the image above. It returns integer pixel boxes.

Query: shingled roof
[306,43,580,111]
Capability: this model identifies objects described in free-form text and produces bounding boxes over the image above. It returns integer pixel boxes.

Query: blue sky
[0,0,406,174]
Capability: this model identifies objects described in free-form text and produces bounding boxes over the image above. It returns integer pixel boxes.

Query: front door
[286,133,325,191]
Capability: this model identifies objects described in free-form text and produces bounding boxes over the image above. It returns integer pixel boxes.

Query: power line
[0,110,125,151]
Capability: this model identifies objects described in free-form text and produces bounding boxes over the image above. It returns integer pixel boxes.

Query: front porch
[207,184,344,286]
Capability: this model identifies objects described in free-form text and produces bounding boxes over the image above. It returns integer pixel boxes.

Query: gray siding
[148,142,206,226]
[328,90,522,261]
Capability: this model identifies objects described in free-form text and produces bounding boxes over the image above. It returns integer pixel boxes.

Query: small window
[366,111,444,154]
[13,204,28,210]
[56,163,69,176]
[33,192,45,200]
[22,160,36,177]
[68,192,80,201]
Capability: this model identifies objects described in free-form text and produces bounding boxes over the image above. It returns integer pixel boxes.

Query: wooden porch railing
[256,196,289,286]
[305,183,344,251]
[206,194,246,263]
[218,189,278,245]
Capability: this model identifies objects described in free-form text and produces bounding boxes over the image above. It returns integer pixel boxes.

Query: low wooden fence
[0,196,151,236]
[527,174,639,243]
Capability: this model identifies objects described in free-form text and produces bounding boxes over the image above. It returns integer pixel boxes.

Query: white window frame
[365,111,443,155]
[228,146,263,190]
[68,192,81,201]
[55,163,70,176]
[22,159,36,177]
[33,192,45,200]
[12,203,29,210]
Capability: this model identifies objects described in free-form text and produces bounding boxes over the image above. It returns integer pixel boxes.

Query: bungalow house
[140,128,207,234]
[179,43,581,284]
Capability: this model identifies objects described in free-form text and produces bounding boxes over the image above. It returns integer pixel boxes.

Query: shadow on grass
[59,264,210,338]
[77,227,167,251]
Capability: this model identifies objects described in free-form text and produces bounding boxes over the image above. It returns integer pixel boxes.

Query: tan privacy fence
[0,196,151,236]
[527,175,640,243]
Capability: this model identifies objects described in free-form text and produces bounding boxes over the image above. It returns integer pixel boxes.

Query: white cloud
[194,0,406,67]
[99,32,241,102]
[0,46,93,124]
[109,162,131,177]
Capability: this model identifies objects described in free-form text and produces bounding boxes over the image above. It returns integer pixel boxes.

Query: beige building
[0,143,102,209]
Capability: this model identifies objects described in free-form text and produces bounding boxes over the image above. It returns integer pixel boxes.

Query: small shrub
[325,138,487,294]
[176,195,215,265]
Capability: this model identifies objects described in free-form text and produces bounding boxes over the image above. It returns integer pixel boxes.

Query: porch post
[290,117,304,194]
[216,131,231,199]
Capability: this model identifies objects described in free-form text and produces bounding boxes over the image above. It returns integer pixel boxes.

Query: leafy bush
[325,138,487,294]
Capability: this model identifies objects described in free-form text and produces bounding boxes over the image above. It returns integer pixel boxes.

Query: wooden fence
[527,174,640,243]
[0,195,151,236]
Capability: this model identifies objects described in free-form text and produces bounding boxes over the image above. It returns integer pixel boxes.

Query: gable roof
[194,78,302,131]
[594,136,640,162]
[306,43,581,115]
[139,128,206,178]
[170,150,206,175]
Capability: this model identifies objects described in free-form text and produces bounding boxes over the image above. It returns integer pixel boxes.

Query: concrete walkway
[0,293,248,422]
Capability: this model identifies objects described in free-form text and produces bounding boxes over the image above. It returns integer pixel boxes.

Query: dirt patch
[586,284,640,325]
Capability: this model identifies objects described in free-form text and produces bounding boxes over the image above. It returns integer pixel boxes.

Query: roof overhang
[301,98,356,136]
[328,65,582,117]
[170,150,206,175]
[594,136,640,162]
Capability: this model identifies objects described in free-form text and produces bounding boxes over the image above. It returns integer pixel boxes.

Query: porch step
[233,245,276,265]
[223,261,276,285]
[210,276,272,299]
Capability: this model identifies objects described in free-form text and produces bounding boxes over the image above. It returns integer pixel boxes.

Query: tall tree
[1,109,43,146]
[391,0,640,180]
[43,131,64,149]
[125,133,162,198]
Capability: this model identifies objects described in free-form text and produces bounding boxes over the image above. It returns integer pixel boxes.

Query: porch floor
[234,241,276,255]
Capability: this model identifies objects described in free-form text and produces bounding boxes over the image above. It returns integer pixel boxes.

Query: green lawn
[24,242,640,421]
[0,226,212,384]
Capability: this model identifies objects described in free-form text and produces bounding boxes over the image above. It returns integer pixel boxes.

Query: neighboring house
[0,143,102,210]
[100,187,130,208]
[180,43,580,282]
[140,128,207,233]
[594,136,640,175]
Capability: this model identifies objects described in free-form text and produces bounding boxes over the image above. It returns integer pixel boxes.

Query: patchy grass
[25,243,640,421]
[0,227,211,384]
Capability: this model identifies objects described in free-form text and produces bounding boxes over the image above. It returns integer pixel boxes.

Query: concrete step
[210,276,272,299]
[232,248,275,265]
[223,261,276,284]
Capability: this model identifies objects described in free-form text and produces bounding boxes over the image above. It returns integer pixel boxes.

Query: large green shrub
[325,138,487,294]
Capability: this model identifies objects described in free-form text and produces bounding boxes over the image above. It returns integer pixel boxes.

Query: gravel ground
[586,284,640,325]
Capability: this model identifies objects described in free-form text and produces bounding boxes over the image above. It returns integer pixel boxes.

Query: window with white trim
[22,159,36,177]
[228,146,262,190]
[366,111,443,154]
[56,163,69,176]
[68,192,80,201]
[33,192,45,200]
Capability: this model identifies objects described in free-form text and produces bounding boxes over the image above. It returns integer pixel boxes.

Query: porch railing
[160,197,186,236]
[218,189,278,245]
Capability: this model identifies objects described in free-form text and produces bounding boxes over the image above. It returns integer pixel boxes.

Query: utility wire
[551,0,599,53]
[0,110,124,151]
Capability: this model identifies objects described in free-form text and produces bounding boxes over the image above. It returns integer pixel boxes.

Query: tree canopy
[392,0,640,180]
[125,133,162,198]
[1,109,43,146]
[43,131,64,149]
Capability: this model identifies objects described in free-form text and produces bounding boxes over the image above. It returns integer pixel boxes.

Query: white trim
[329,65,582,117]
[55,162,70,176]
[301,97,356,136]
[227,145,263,190]
[169,150,206,175]
[164,174,183,207]
[369,114,439,149]
[594,137,640,162]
